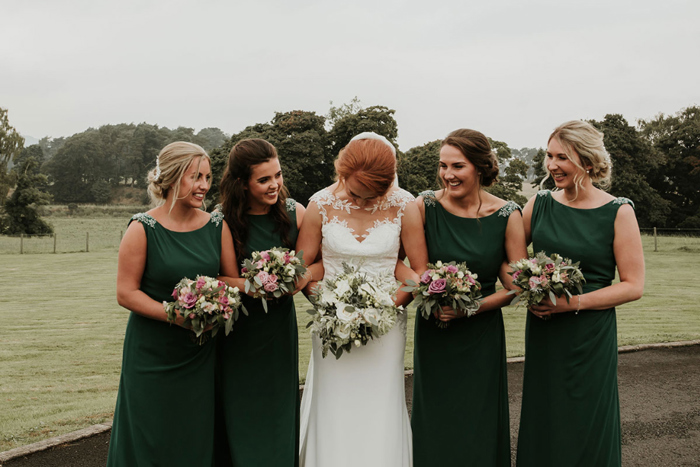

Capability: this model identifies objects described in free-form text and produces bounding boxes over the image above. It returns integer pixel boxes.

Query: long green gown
[215,198,300,467]
[412,191,517,467]
[107,211,225,467]
[516,190,634,467]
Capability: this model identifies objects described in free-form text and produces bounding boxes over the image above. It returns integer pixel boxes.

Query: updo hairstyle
[334,139,396,198]
[147,141,209,211]
[545,120,612,196]
[440,129,500,188]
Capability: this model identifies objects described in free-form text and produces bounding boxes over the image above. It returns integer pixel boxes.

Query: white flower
[334,280,351,298]
[336,323,351,339]
[335,304,355,322]
[360,283,374,296]
[457,271,464,279]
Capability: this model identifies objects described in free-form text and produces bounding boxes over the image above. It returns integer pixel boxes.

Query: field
[1,218,699,451]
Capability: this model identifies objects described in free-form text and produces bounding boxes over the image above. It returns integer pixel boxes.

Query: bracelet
[576,295,581,315]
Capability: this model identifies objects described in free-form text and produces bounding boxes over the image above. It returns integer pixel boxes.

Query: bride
[296,132,428,466]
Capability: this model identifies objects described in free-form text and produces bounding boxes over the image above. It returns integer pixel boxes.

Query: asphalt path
[2,344,699,467]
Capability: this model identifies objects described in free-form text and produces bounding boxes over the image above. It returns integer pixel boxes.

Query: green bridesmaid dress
[516,190,634,467]
[107,211,224,467]
[412,191,517,467]
[216,198,300,467]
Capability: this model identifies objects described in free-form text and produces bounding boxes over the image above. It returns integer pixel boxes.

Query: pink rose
[528,276,541,290]
[266,274,278,285]
[182,292,197,309]
[263,282,278,292]
[256,271,269,284]
[241,267,248,273]
[218,280,225,288]
[196,277,206,290]
[260,251,271,261]
[539,274,549,287]
[446,265,458,274]
[171,288,179,299]
[466,275,476,285]
[512,270,521,281]
[420,270,432,284]
[545,263,555,273]
[255,260,265,269]
[283,253,291,264]
[427,278,447,295]
[219,296,229,306]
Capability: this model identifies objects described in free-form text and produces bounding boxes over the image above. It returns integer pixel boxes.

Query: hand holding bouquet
[508,251,585,308]
[402,261,482,327]
[164,275,246,345]
[307,262,402,359]
[241,248,306,312]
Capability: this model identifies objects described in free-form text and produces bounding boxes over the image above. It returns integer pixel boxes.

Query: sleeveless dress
[299,187,415,467]
[215,198,299,467]
[107,211,224,467]
[516,190,634,467]
[412,191,516,467]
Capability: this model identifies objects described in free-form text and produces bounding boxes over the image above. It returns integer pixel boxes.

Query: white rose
[360,283,374,296]
[336,323,352,339]
[457,271,464,279]
[335,304,356,323]
[334,280,351,298]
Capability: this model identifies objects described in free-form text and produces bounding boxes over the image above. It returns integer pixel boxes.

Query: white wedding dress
[299,187,414,467]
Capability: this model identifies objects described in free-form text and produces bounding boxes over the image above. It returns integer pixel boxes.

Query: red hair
[334,139,396,196]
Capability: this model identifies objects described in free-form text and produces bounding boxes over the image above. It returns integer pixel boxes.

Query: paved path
[2,345,699,466]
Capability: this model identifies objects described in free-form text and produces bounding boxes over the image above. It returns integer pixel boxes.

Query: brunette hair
[147,141,209,213]
[439,129,500,218]
[334,139,396,197]
[545,120,612,199]
[219,138,292,264]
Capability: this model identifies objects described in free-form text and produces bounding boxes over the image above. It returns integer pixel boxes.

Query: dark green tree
[530,148,555,190]
[328,105,399,155]
[591,114,670,227]
[0,107,25,200]
[14,144,45,174]
[44,129,103,202]
[485,139,528,206]
[195,127,229,153]
[397,140,441,196]
[640,106,700,227]
[2,157,53,235]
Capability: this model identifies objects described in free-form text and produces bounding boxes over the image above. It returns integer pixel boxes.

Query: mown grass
[1,224,699,452]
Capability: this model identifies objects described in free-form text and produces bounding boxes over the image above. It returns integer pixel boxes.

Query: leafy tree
[128,123,168,187]
[210,112,332,206]
[195,127,229,153]
[640,106,700,227]
[530,148,555,190]
[0,107,25,199]
[328,105,399,155]
[14,144,45,174]
[326,96,363,129]
[397,140,441,196]
[591,114,671,227]
[1,157,53,235]
[44,129,104,202]
[486,139,528,206]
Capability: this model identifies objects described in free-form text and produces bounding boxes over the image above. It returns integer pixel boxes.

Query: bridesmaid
[108,142,237,466]
[517,121,645,466]
[411,129,527,467]
[215,138,309,467]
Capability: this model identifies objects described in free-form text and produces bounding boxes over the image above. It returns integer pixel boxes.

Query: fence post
[54,233,57,254]
[20,234,24,254]
[653,227,657,252]
[86,232,89,252]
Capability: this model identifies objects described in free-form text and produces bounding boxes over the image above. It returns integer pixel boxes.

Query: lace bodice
[310,187,414,280]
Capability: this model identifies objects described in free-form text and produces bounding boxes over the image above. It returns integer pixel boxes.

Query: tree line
[1,102,698,234]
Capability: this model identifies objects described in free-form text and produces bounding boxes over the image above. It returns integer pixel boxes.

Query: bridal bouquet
[402,260,482,328]
[508,251,585,308]
[241,247,306,312]
[164,275,246,345]
[307,262,402,359]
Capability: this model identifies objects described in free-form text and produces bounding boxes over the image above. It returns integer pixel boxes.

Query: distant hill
[22,135,40,146]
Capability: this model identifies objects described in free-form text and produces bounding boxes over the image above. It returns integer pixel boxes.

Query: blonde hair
[543,120,612,199]
[147,141,210,212]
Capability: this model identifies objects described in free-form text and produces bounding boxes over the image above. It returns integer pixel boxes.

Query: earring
[586,170,590,174]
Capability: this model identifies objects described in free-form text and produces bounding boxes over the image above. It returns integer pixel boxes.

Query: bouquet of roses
[241,247,306,312]
[307,262,403,359]
[164,275,246,345]
[402,260,482,328]
[508,251,585,308]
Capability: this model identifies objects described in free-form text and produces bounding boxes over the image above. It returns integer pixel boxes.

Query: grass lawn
[1,219,699,451]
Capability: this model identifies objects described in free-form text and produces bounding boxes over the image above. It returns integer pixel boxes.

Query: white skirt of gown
[299,312,412,467]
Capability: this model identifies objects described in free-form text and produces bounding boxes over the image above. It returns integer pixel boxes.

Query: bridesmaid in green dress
[517,121,645,466]
[215,139,312,467]
[411,129,528,467]
[108,142,238,466]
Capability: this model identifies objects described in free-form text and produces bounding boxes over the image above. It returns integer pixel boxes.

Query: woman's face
[176,157,211,209]
[439,144,479,199]
[546,138,587,190]
[344,174,380,208]
[247,157,283,213]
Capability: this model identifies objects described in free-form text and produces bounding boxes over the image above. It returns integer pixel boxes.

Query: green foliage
[397,140,441,196]
[591,114,671,227]
[326,96,363,129]
[640,106,700,227]
[530,148,555,190]
[486,138,528,206]
[2,158,53,235]
[328,105,399,154]
[0,107,25,200]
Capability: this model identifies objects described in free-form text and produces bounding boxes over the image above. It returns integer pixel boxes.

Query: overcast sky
[2,0,699,151]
